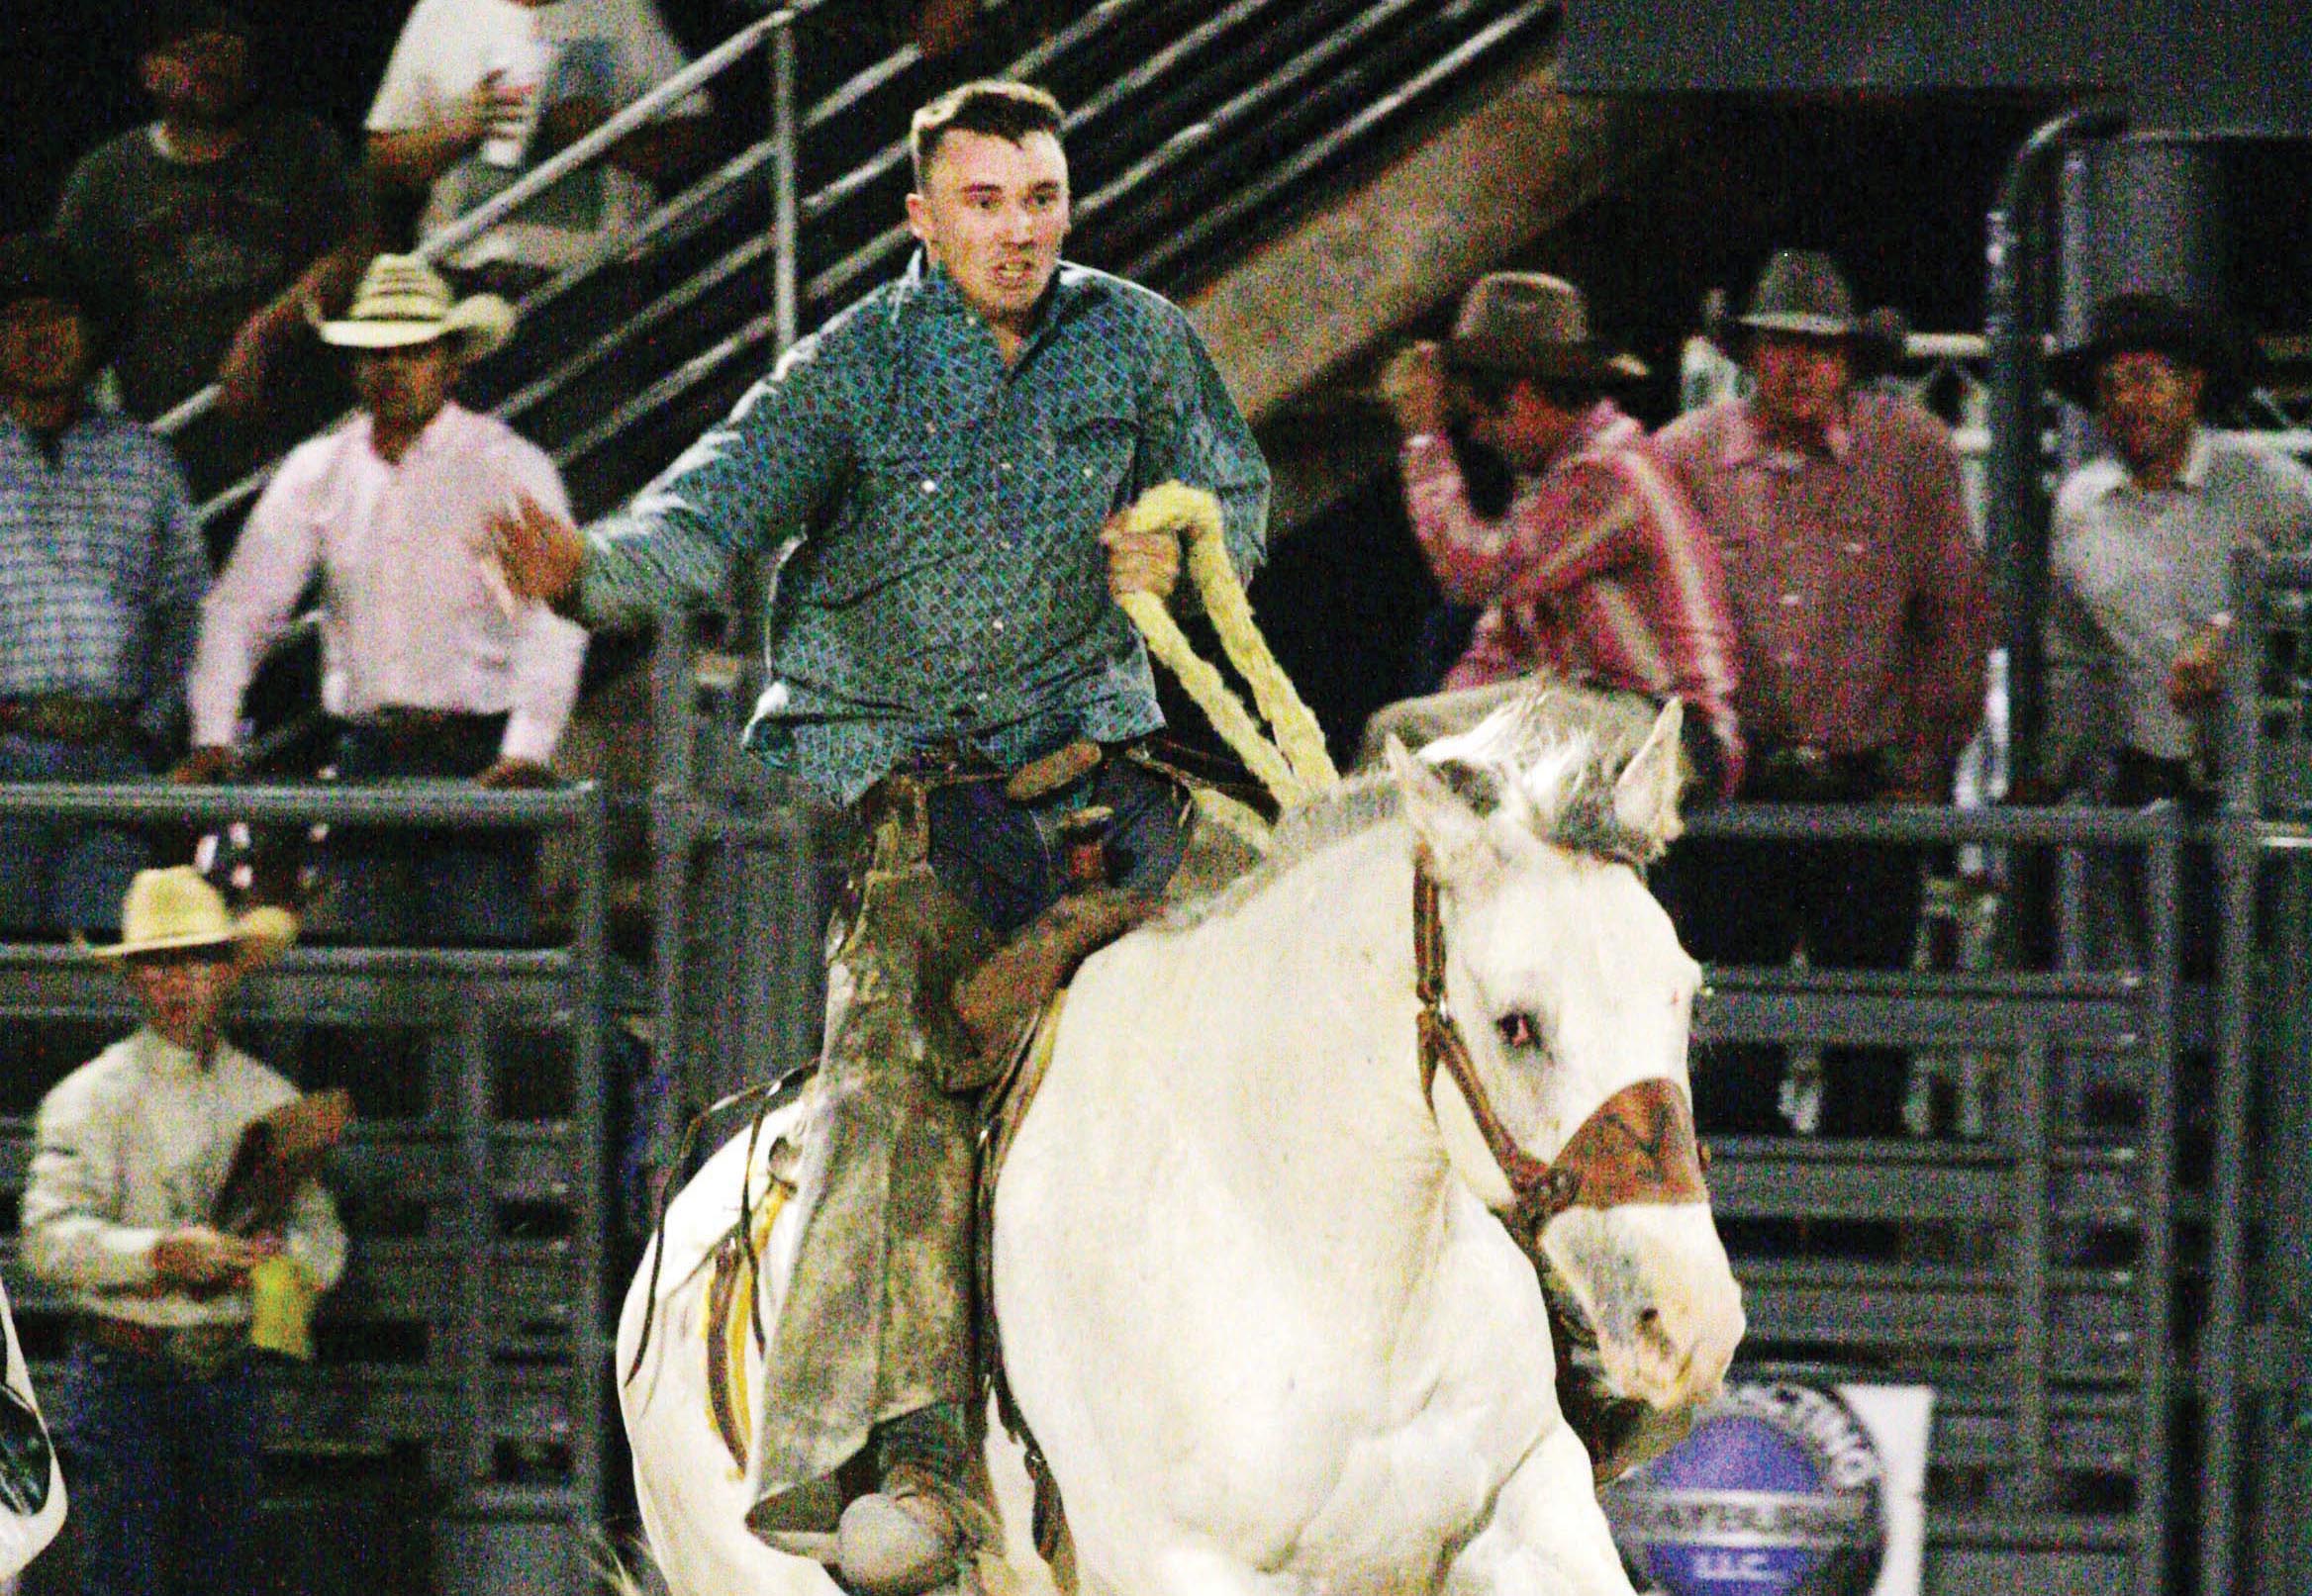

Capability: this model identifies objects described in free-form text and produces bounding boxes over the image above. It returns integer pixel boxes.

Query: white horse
[617,690,1744,1594]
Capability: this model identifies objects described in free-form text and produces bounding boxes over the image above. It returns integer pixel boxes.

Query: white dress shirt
[22,1029,349,1331]
[188,402,588,765]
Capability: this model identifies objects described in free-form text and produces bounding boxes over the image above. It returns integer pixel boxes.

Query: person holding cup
[365,0,711,299]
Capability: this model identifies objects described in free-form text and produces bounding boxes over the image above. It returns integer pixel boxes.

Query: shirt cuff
[498,714,562,767]
[96,1227,165,1291]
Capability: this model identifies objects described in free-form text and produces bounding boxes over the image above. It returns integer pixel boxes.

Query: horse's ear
[1387,735,1495,880]
[1613,700,1687,849]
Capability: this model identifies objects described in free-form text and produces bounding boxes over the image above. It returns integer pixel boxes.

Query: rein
[1412,851,1710,1253]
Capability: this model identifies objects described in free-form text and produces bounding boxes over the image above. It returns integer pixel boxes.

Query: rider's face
[906,129,1071,340]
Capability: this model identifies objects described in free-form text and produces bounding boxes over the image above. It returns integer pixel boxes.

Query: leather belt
[0,695,136,747]
[1744,743,1893,803]
[81,1315,246,1373]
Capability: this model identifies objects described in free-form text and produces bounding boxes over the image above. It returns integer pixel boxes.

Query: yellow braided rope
[1115,483,1341,808]
[1117,588,1308,807]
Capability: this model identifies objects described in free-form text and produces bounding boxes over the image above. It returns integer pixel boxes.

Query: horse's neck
[1166,820,1459,1256]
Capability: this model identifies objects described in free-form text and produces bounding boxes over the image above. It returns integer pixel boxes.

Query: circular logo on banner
[1603,1381,1885,1596]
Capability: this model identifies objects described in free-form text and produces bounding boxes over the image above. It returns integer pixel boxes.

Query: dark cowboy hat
[1443,272,1647,389]
[1736,249,1861,340]
[2047,291,2245,410]
[0,236,96,322]
[136,0,252,56]
[0,235,118,362]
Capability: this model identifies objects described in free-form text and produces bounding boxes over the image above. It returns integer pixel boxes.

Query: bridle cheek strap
[1413,852,1711,1254]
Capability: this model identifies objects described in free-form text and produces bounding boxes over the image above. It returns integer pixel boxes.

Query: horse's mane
[1157,680,1666,931]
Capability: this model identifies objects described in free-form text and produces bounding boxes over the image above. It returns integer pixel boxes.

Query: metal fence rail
[2211,547,2312,1596]
[1686,799,2180,1596]
[0,781,608,1591]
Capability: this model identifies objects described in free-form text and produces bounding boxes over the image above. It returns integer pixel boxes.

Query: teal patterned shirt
[581,254,1271,803]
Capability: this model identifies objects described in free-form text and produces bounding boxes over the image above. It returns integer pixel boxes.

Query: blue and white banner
[1603,1380,1933,1596]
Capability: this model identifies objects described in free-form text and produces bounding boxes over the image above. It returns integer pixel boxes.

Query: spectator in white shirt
[364,0,709,298]
[177,256,588,944]
[24,867,345,1596]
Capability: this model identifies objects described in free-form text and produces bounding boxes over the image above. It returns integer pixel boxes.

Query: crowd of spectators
[2,0,707,950]
[1382,248,2312,1140]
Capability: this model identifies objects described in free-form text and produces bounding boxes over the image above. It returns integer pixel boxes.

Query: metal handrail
[1127,0,1548,284]
[153,1,827,440]
[546,0,1548,475]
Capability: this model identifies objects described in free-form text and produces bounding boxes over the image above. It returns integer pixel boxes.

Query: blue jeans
[325,719,534,946]
[0,733,150,940]
[922,753,1190,937]
[52,1344,263,1596]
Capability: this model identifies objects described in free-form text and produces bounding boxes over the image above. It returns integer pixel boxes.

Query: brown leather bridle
[1413,850,1711,1255]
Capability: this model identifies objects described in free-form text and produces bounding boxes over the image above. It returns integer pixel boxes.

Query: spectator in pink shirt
[1378,272,1744,799]
[176,256,587,945]
[1655,249,1992,1138]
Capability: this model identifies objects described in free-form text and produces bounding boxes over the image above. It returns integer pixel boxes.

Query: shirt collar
[136,1027,216,1077]
[1722,399,1851,468]
[900,250,1101,353]
[355,401,466,465]
[0,407,99,455]
[2100,426,2213,500]
[1572,399,1637,455]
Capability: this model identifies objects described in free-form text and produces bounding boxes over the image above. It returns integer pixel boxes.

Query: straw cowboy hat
[1444,272,1648,388]
[316,254,515,359]
[2047,291,2246,411]
[79,867,296,963]
[1737,249,1862,340]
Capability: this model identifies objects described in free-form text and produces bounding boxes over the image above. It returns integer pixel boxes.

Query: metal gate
[0,782,607,1595]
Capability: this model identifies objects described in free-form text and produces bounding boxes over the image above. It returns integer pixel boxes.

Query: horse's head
[1385,689,1743,1414]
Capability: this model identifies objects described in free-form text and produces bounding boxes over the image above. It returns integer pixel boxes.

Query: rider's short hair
[910,80,1065,188]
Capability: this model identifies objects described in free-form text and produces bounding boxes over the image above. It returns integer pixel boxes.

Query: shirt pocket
[1041,392,1142,517]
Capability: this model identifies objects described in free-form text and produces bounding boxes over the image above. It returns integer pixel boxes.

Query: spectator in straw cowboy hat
[1655,248,1991,1139]
[179,254,587,945]
[1376,270,1744,798]
[2043,291,2312,805]
[23,866,345,1596]
[0,235,209,941]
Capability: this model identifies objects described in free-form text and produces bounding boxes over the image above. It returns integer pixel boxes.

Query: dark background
[12,3,2308,339]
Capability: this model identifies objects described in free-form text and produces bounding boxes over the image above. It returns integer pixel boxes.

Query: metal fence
[2210,547,2312,1596]
[1687,799,2181,1595]
[0,782,608,1595]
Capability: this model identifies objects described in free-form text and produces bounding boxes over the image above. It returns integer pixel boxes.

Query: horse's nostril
[1637,1307,1661,1329]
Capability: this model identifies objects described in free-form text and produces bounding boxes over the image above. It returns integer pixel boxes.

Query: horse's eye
[1495,1010,1540,1051]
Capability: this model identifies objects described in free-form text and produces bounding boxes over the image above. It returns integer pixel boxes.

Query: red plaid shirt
[1402,403,1744,794]
[1654,394,1992,793]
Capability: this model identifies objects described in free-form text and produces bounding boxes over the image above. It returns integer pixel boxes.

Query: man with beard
[2041,293,2312,969]
[53,0,368,504]
[0,236,207,939]
[492,78,1269,1593]
[1654,250,1991,1139]
[2046,292,2312,798]
[178,255,586,946]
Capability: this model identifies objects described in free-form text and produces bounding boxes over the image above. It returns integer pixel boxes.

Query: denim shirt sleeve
[579,332,854,627]
[1138,299,1271,586]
